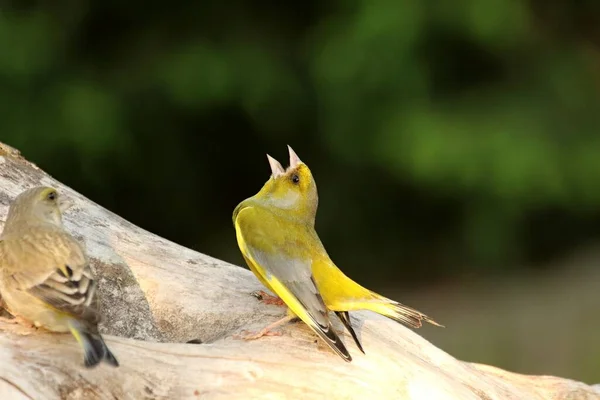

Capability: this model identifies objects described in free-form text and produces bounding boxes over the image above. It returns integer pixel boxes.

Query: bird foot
[251,290,286,306]
[234,329,283,341]
[234,315,294,340]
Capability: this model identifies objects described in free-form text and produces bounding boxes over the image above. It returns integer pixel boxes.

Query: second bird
[0,186,118,368]
[233,146,441,362]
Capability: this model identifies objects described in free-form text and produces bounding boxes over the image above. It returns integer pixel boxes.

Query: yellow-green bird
[233,152,352,361]
[0,186,118,368]
[233,146,441,361]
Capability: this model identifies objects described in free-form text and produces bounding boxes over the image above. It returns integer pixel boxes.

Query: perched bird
[0,186,119,368]
[233,146,442,359]
[233,154,352,361]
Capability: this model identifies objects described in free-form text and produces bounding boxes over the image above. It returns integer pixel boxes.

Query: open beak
[288,145,303,168]
[267,154,285,178]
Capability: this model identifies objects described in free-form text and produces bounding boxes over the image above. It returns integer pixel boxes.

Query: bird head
[3,186,72,232]
[254,146,319,224]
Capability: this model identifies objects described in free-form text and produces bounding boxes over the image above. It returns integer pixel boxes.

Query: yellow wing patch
[234,207,308,321]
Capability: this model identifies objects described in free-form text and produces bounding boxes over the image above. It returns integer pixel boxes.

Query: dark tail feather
[72,327,119,368]
[308,313,352,362]
[82,332,119,368]
[335,311,365,354]
[102,339,120,367]
[319,323,352,362]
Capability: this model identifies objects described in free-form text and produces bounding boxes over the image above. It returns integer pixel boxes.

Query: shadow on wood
[0,142,598,400]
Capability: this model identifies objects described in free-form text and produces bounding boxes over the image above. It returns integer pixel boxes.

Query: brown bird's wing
[235,206,351,361]
[0,230,100,324]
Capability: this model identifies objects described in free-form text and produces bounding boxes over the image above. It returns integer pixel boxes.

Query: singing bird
[0,186,119,368]
[233,146,441,360]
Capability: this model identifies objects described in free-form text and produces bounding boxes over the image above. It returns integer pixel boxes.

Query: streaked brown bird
[0,186,118,368]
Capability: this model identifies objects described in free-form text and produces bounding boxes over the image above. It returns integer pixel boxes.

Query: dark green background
[2,1,599,383]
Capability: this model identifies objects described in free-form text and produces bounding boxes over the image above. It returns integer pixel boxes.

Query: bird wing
[0,230,100,324]
[234,205,351,361]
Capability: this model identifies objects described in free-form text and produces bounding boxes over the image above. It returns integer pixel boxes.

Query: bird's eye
[47,191,57,201]
[291,174,300,184]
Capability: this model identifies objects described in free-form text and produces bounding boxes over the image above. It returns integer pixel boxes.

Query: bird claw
[234,329,283,341]
[250,290,286,306]
[250,290,264,300]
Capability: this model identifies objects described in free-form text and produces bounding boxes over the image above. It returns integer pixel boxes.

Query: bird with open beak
[232,146,442,362]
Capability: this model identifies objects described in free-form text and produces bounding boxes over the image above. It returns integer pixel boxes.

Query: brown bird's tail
[80,331,119,368]
[69,321,119,368]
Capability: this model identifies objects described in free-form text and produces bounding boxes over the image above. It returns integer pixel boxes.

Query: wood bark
[0,142,598,400]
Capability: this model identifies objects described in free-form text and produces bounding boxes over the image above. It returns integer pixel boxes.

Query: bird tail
[69,323,119,368]
[335,311,365,354]
[365,298,444,329]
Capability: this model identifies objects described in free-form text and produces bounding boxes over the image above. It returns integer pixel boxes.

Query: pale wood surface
[0,142,598,400]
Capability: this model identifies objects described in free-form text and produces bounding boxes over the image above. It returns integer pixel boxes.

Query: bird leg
[235,315,298,340]
[251,290,286,307]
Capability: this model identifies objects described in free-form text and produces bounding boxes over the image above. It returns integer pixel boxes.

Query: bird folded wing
[235,206,351,360]
[1,237,100,324]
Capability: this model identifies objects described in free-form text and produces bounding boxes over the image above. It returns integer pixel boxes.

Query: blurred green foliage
[1,1,600,278]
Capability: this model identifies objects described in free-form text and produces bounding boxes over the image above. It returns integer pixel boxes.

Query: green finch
[233,146,441,361]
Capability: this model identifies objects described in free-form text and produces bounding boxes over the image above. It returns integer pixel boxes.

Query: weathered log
[0,142,598,400]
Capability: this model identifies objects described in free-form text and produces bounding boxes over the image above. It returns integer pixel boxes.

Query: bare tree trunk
[0,142,598,400]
